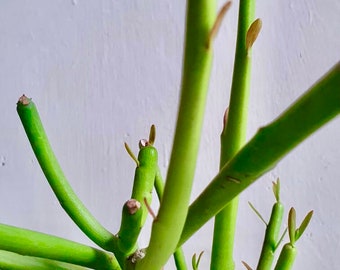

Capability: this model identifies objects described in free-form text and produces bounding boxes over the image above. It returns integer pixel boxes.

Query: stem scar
[226,176,241,184]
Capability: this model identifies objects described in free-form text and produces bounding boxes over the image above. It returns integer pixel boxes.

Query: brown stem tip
[126,199,141,215]
[17,95,31,105]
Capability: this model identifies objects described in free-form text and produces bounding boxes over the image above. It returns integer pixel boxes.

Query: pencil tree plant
[1,0,339,269]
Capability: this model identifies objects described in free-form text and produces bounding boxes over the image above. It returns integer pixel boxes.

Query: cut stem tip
[17,95,31,105]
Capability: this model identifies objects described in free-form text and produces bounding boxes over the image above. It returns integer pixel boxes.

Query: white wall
[0,0,339,269]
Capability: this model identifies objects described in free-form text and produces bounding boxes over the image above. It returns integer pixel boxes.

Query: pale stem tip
[18,95,31,105]
[126,199,141,215]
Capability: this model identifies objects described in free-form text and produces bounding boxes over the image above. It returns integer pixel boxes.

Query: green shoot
[255,180,284,270]
[274,208,313,270]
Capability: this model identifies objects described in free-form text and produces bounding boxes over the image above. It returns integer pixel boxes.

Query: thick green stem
[0,223,120,270]
[135,1,216,269]
[211,0,255,269]
[179,62,340,245]
[0,250,89,270]
[16,96,117,252]
[154,167,188,270]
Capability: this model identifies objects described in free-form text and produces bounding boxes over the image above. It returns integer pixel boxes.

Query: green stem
[179,61,340,246]
[154,167,188,270]
[16,96,117,252]
[273,243,297,270]
[135,1,216,269]
[211,0,255,269]
[117,144,158,261]
[256,202,284,270]
[117,199,143,256]
[0,223,120,270]
[0,250,89,270]
[130,145,158,226]
[173,248,188,270]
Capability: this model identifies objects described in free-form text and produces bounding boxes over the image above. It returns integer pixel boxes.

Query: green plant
[1,0,339,269]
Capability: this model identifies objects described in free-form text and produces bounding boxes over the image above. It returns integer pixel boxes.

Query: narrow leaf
[272,179,280,202]
[288,208,296,245]
[296,210,313,241]
[242,261,253,270]
[206,1,232,49]
[248,202,268,226]
[148,125,156,146]
[191,253,197,270]
[196,251,204,269]
[124,142,139,166]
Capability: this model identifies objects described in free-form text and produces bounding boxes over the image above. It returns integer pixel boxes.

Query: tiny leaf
[124,142,139,166]
[248,201,268,226]
[242,261,253,270]
[191,253,197,270]
[196,251,204,269]
[288,207,296,245]
[206,1,232,49]
[246,18,262,50]
[272,178,280,202]
[148,124,156,145]
[295,210,313,241]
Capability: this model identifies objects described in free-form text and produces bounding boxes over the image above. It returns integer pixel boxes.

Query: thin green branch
[274,208,313,270]
[211,0,256,268]
[179,61,340,246]
[0,223,120,270]
[16,96,117,252]
[256,182,284,270]
[117,137,158,263]
[135,1,216,269]
[0,250,89,270]
[130,144,158,226]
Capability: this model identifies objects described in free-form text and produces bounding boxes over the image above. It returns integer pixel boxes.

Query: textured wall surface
[0,0,339,269]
